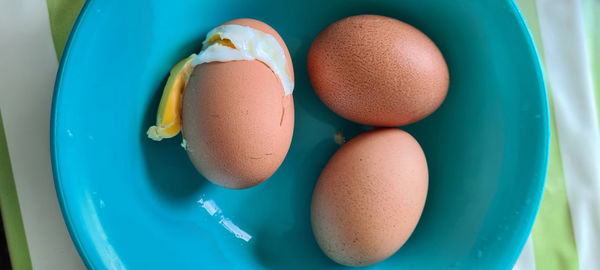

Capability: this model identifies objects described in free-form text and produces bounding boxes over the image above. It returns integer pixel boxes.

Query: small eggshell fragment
[307,15,449,126]
[181,19,294,189]
[311,128,428,266]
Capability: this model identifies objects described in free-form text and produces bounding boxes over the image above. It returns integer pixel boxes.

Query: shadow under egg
[140,75,209,203]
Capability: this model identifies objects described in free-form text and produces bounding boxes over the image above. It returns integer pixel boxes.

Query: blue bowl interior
[52,0,549,269]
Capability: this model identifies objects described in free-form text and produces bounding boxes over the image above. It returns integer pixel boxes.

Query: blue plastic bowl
[51,0,549,269]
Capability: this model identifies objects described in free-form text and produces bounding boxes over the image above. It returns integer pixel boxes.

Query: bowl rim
[501,0,550,267]
[51,1,95,268]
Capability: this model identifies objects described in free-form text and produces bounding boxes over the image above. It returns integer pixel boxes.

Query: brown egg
[182,19,294,189]
[307,15,449,126]
[311,128,428,266]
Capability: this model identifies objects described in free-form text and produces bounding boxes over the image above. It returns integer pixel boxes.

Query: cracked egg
[147,18,294,189]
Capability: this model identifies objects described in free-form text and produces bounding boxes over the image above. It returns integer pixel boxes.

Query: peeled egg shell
[224,19,295,82]
[311,128,428,266]
[182,19,294,189]
[307,15,449,126]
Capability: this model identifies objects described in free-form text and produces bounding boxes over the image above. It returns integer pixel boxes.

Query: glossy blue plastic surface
[51,0,549,269]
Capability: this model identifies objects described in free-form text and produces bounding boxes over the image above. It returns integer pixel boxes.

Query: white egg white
[191,24,294,95]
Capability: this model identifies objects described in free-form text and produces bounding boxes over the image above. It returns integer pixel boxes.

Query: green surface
[46,0,86,60]
[0,111,33,270]
[0,1,87,268]
[516,1,580,269]
[582,0,600,124]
